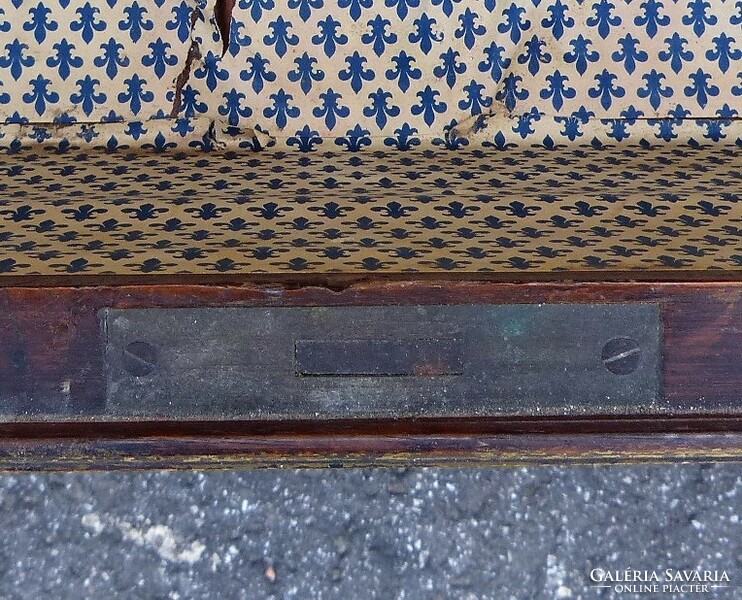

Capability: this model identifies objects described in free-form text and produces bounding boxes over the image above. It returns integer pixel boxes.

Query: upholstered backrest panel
[0,1,740,276]
[1,1,741,147]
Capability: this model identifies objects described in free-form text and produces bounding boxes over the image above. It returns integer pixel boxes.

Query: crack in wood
[215,0,236,56]
[170,0,235,120]
[170,8,203,119]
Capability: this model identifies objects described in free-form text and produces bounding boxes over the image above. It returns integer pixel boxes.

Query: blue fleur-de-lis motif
[23,2,59,44]
[385,0,420,21]
[649,103,690,140]
[540,70,576,110]
[409,13,443,55]
[224,218,251,233]
[628,200,670,218]
[240,53,276,93]
[0,0,739,177]
[0,40,36,81]
[637,69,673,109]
[499,200,540,218]
[512,107,542,138]
[104,110,124,124]
[70,75,106,116]
[334,123,372,150]
[166,1,193,43]
[498,3,531,44]
[431,0,461,18]
[28,124,54,143]
[177,248,206,261]
[264,16,299,58]
[338,0,372,22]
[435,48,467,89]
[288,52,324,93]
[682,0,717,37]
[228,20,252,56]
[313,88,349,130]
[564,34,599,75]
[287,125,323,151]
[53,112,77,125]
[171,116,195,137]
[185,203,231,220]
[363,88,400,129]
[716,103,737,121]
[142,38,178,79]
[247,202,290,219]
[117,74,154,115]
[612,34,648,75]
[542,0,574,40]
[659,33,693,75]
[588,69,626,110]
[0,204,45,222]
[118,1,153,43]
[71,2,106,44]
[312,16,348,58]
[122,202,170,219]
[22,75,60,115]
[339,51,375,93]
[46,39,83,81]
[384,122,420,150]
[699,104,739,141]
[587,0,621,40]
[705,33,742,74]
[634,0,670,38]
[94,38,130,80]
[684,68,719,108]
[605,105,643,141]
[124,119,147,140]
[362,15,397,57]
[288,0,323,22]
[194,51,230,91]
[411,85,446,126]
[376,201,418,218]
[239,0,275,23]
[385,50,420,92]
[61,204,107,222]
[495,73,529,112]
[518,35,552,76]
[458,79,493,115]
[57,258,98,274]
[733,2,742,26]
[455,8,486,51]
[691,199,732,217]
[478,42,511,83]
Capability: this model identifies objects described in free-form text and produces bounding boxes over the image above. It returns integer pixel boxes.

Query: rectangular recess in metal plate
[102,304,661,420]
[295,339,465,377]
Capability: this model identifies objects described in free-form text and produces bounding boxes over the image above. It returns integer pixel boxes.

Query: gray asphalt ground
[0,465,739,600]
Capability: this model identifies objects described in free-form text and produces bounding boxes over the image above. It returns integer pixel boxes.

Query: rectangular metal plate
[103,304,662,419]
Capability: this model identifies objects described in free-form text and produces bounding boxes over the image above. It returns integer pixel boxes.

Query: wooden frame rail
[0,280,739,469]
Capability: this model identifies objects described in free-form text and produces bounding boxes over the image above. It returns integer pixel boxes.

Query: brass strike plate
[101,304,662,420]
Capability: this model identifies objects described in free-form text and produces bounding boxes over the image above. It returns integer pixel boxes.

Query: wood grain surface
[0,280,739,468]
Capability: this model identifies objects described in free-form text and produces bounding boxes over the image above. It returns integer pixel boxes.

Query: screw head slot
[601,337,642,375]
[122,341,158,377]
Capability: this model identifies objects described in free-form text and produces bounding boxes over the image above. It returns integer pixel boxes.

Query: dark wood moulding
[0,278,740,469]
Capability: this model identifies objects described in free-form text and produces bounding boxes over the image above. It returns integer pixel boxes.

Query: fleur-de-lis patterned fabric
[0,0,740,275]
[1,141,740,275]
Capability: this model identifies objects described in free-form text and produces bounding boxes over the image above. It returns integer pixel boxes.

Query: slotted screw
[122,341,158,377]
[601,337,642,375]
